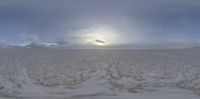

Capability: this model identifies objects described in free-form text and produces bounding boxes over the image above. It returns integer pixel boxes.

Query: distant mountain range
[22,40,69,48]
[24,42,48,48]
[0,43,9,48]
[1,41,200,49]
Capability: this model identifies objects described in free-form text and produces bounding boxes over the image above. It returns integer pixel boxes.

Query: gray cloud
[0,0,200,48]
[18,33,39,43]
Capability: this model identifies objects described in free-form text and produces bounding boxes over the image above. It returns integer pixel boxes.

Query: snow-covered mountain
[24,42,48,48]
[0,43,9,48]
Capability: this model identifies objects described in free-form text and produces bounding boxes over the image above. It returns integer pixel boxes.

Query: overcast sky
[0,0,200,48]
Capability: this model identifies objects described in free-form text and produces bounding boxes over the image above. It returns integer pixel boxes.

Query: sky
[0,0,200,48]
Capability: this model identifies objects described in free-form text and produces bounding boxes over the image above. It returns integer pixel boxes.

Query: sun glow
[72,27,122,47]
[85,33,108,46]
[83,28,120,46]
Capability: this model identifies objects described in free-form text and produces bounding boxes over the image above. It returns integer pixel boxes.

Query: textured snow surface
[0,48,200,98]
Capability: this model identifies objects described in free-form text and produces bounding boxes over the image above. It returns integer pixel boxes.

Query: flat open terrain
[0,48,200,99]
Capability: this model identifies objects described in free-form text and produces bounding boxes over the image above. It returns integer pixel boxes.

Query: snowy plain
[0,48,200,99]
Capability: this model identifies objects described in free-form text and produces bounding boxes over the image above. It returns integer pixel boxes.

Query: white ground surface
[0,48,200,99]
